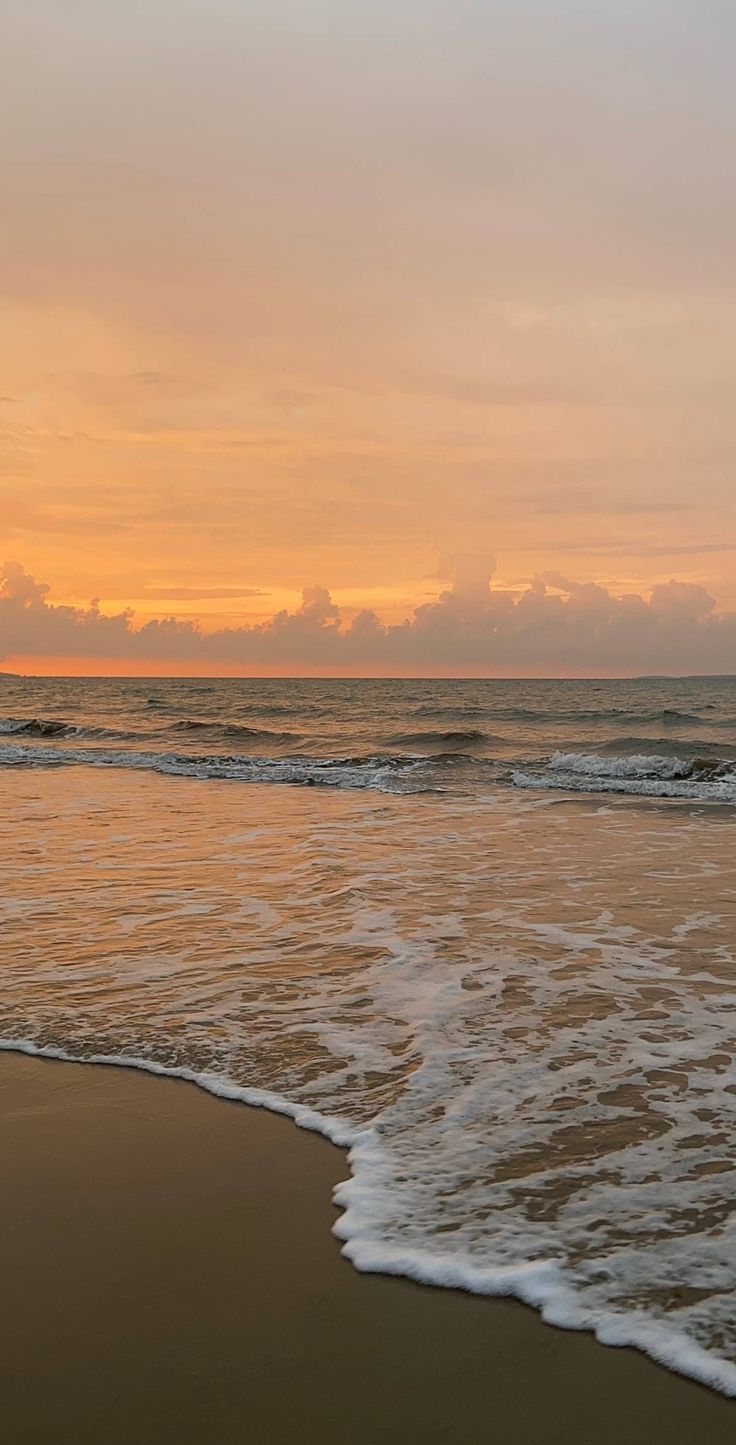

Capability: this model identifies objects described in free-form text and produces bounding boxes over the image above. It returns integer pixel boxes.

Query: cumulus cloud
[2,558,736,675]
[1,560,50,606]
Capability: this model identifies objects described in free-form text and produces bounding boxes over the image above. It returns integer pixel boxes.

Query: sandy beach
[0,1052,732,1444]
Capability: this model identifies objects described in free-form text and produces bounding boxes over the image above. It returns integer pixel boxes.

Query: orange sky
[2,3,735,674]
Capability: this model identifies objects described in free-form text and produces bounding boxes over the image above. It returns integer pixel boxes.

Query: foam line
[2,1037,736,1399]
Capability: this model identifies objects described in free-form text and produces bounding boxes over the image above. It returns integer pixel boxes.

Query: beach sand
[1,1052,733,1444]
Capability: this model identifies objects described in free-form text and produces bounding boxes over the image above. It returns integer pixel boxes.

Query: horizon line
[4,672,736,684]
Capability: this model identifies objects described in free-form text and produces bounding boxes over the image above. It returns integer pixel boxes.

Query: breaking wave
[597,735,736,760]
[0,742,434,793]
[513,751,736,803]
[0,716,147,743]
[0,714,301,747]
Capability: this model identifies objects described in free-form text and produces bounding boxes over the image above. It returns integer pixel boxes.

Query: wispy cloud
[139,586,266,600]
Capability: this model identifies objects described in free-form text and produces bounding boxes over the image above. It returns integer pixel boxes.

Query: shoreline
[1,1051,733,1443]
[5,1036,735,1400]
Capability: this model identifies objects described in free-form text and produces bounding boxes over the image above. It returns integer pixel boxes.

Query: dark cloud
[2,558,735,674]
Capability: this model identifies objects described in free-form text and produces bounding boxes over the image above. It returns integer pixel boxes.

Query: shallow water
[2,677,736,1394]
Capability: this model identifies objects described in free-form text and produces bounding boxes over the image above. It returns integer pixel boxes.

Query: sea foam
[513,751,736,802]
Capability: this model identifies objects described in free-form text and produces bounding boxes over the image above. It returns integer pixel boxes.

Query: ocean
[2,675,736,1394]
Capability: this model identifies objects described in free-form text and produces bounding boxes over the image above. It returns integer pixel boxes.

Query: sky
[2,1,735,675]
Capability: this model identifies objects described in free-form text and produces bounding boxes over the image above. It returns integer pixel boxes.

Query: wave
[0,716,147,743]
[513,751,736,803]
[150,699,332,720]
[0,742,434,793]
[414,705,725,726]
[0,716,85,738]
[386,728,491,749]
[0,714,300,747]
[170,718,300,743]
[236,702,334,719]
[411,704,488,720]
[2,1034,735,1400]
[597,735,736,760]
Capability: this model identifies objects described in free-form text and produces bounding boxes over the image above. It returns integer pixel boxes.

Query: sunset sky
[2,2,735,674]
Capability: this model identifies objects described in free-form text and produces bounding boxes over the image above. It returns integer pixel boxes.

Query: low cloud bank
[2,559,735,674]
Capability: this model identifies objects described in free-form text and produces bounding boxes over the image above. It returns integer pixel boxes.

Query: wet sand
[1,1052,733,1444]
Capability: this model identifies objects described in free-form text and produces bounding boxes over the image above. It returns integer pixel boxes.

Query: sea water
[2,675,735,1393]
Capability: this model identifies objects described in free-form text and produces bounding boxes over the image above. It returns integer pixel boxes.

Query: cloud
[139,586,266,600]
[3,499,132,538]
[2,560,50,606]
[2,558,736,675]
[440,553,497,606]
